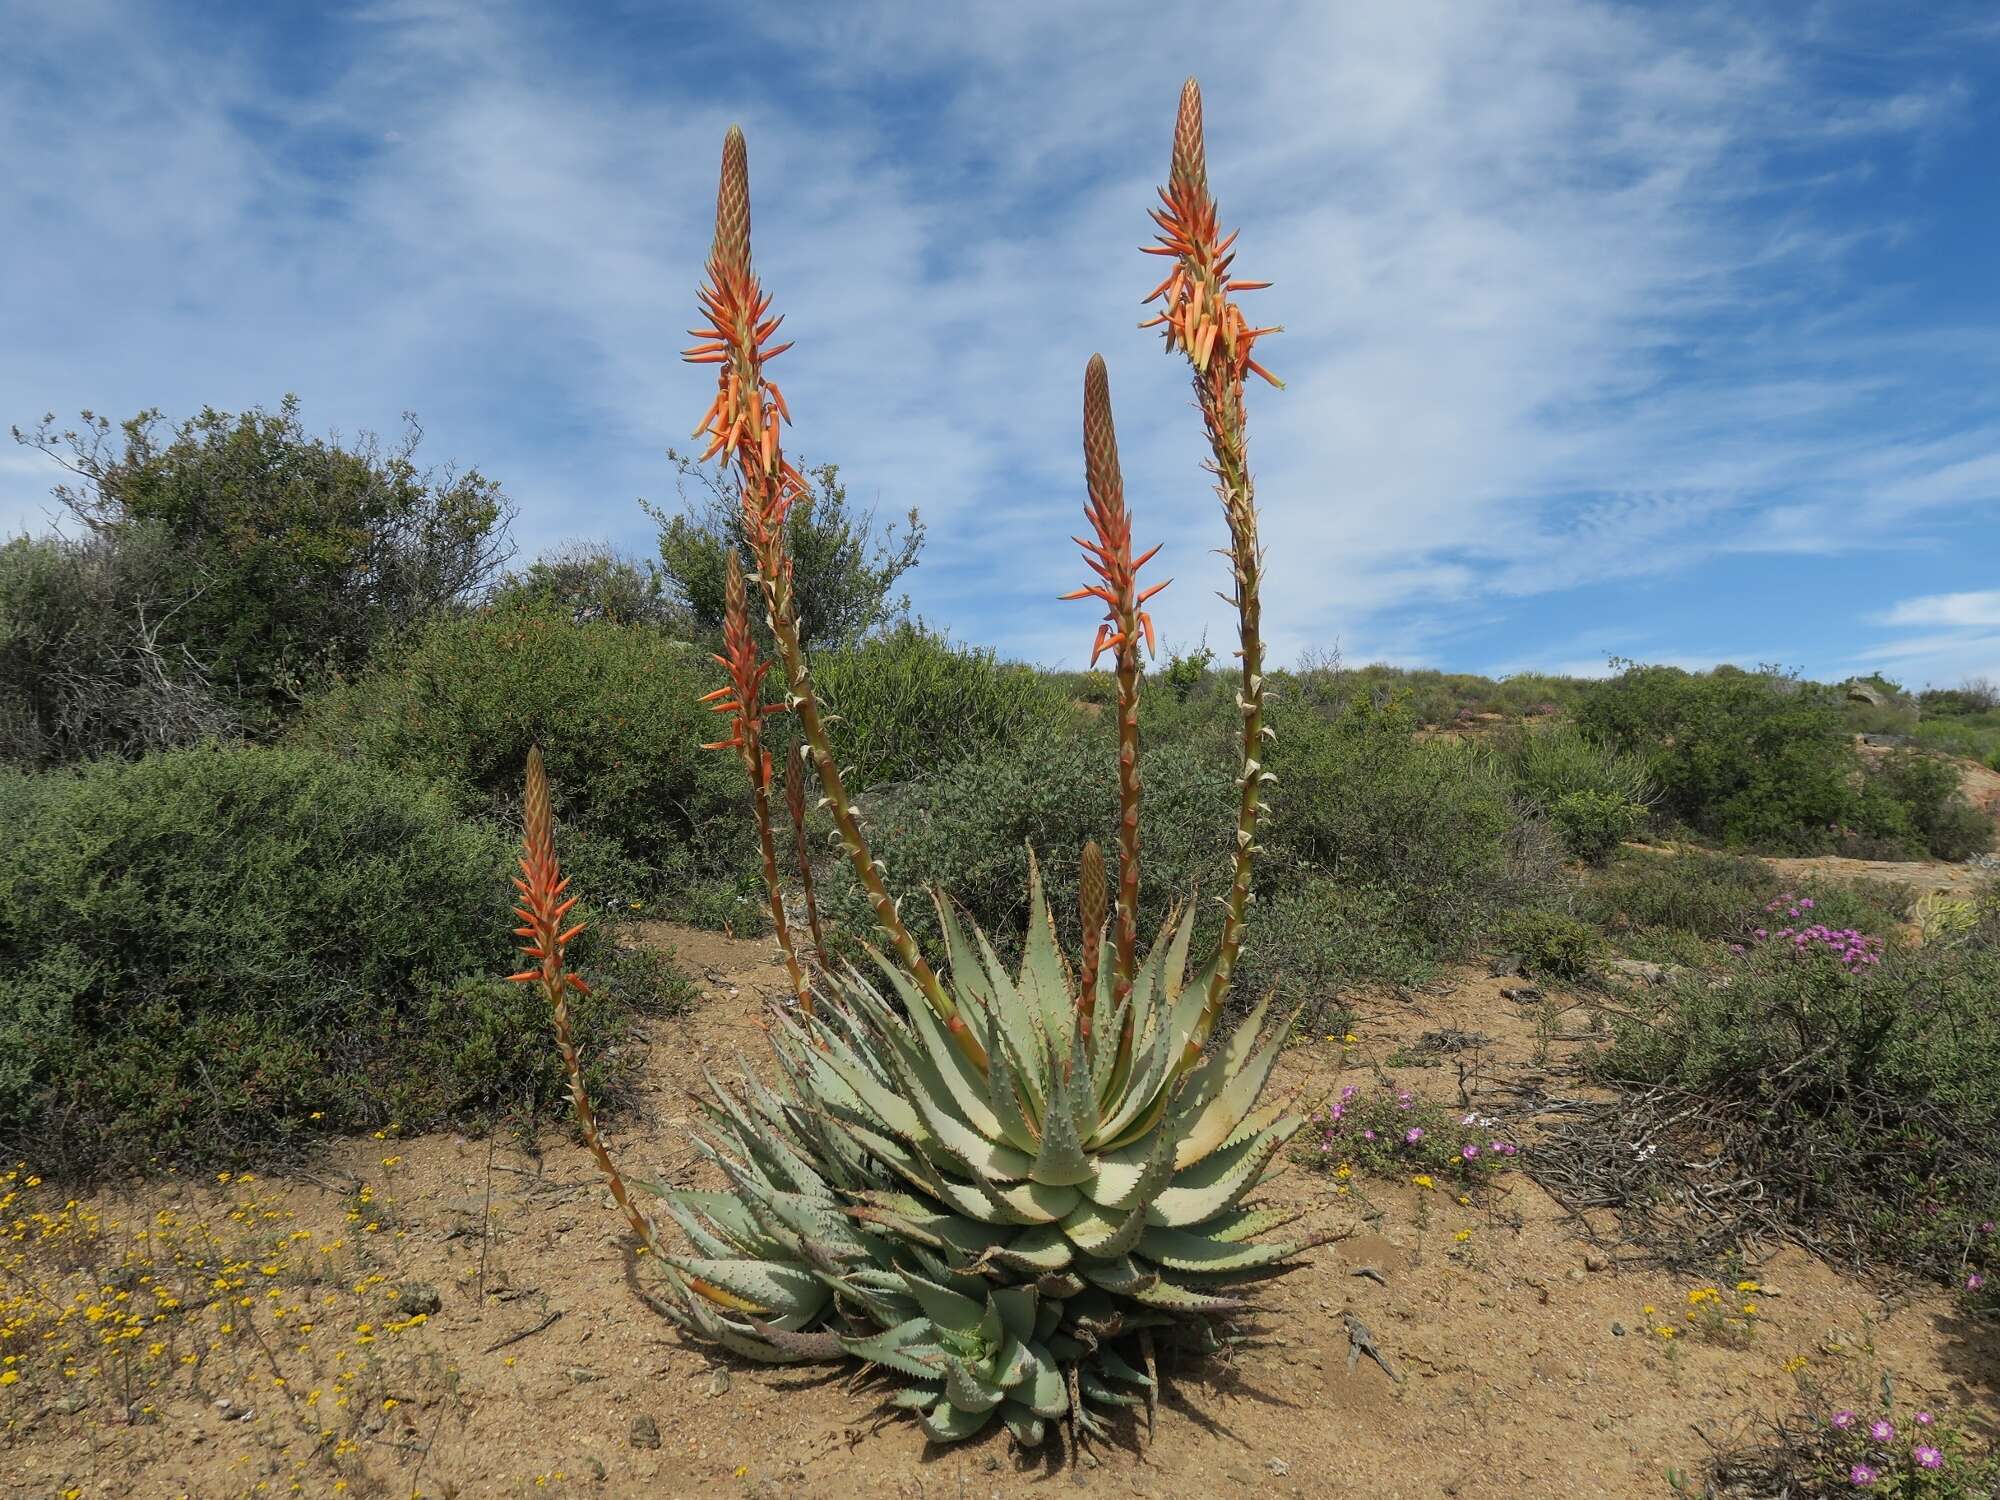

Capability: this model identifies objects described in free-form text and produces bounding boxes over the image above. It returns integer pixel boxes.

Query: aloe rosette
[517,76,1313,1449]
[646,863,1311,1442]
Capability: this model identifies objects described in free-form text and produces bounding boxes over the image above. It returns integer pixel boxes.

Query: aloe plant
[513,78,1317,1448]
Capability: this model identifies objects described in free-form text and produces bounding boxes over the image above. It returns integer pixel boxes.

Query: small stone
[392,1283,443,1318]
[53,1393,89,1415]
[569,1367,603,1384]
[1583,1250,1609,1272]
[1610,1321,1626,1337]
[630,1414,662,1449]
[705,1368,732,1397]
[1565,1269,1586,1283]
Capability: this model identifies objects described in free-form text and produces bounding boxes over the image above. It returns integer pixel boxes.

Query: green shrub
[1598,938,2000,1283]
[1908,708,2000,769]
[1495,910,1602,981]
[810,622,1077,789]
[487,541,688,630]
[649,452,923,652]
[1159,641,1215,704]
[1575,662,1990,858]
[1230,879,1434,1013]
[1576,664,1864,851]
[822,724,1233,962]
[12,399,512,736]
[1581,848,1778,937]
[1264,692,1537,950]
[0,750,685,1175]
[1547,789,1641,864]
[293,599,746,899]
[0,530,238,765]
[1863,749,1993,861]
[1579,848,1910,946]
[1490,721,1652,863]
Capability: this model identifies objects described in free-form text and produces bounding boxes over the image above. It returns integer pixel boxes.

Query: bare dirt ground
[5,924,1995,1500]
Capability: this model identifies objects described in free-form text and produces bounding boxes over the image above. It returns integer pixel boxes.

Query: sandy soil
[5,924,1994,1499]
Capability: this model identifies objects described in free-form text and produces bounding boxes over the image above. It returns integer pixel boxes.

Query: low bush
[820,724,1233,961]
[0,530,237,766]
[1490,721,1653,863]
[1863,749,1994,861]
[1591,935,2000,1285]
[1494,910,1603,981]
[1264,691,1541,951]
[1577,662,1991,858]
[1577,664,1860,851]
[293,598,746,900]
[0,749,685,1175]
[823,710,1458,1021]
[1230,879,1435,1015]
[810,622,1078,789]
[1579,848,1910,946]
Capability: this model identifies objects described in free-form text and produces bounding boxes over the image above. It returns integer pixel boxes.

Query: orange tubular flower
[699,551,813,1021]
[686,129,807,564]
[1062,355,1167,1016]
[511,747,668,1261]
[1140,80,1282,394]
[1143,78,1280,1047]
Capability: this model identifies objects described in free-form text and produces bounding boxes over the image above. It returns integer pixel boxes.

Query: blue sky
[3,1,1998,686]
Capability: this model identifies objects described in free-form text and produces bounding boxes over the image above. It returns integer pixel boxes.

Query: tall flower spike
[1062,355,1166,1012]
[699,551,813,1020]
[511,748,669,1262]
[686,126,984,1071]
[1144,78,1280,1049]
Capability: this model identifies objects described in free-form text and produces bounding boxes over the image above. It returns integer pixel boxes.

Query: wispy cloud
[3,0,1996,681]
[1878,591,2000,629]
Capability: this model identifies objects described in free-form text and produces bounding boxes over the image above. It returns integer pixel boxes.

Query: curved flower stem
[686,127,984,1071]
[1143,78,1282,1051]
[701,549,813,1021]
[510,747,669,1262]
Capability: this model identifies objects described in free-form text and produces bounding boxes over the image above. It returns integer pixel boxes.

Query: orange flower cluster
[698,550,785,764]
[509,749,668,1257]
[685,127,808,560]
[1064,354,1169,667]
[1141,79,1280,392]
[508,749,587,997]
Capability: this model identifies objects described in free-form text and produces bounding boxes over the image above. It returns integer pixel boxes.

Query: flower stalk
[509,747,667,1261]
[1142,78,1281,1049]
[699,549,813,1019]
[684,127,985,1070]
[785,741,832,972]
[1064,357,1168,1008]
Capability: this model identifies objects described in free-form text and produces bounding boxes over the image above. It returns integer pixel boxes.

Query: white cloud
[1,0,1995,678]
[1876,591,2000,629]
